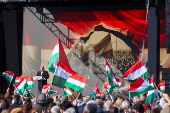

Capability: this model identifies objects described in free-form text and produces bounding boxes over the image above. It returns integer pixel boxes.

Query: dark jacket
[77,100,86,113]
[9,102,20,113]
[36,71,49,89]
[32,102,49,113]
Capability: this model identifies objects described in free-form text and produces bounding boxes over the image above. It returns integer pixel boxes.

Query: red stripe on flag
[15,78,25,88]
[158,82,165,88]
[25,77,33,81]
[69,74,88,83]
[122,61,144,79]
[65,86,73,93]
[128,77,145,91]
[57,61,77,74]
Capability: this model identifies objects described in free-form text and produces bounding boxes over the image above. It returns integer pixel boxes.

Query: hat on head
[60,100,72,111]
[132,103,144,113]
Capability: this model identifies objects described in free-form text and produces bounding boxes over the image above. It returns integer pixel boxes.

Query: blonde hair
[11,108,22,113]
[29,108,39,113]
[115,97,124,111]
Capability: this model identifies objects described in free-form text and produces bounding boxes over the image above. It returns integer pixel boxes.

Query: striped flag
[42,84,57,96]
[52,61,77,88]
[104,83,114,95]
[25,77,34,88]
[2,71,15,82]
[15,78,28,95]
[63,86,73,97]
[145,75,157,104]
[106,60,122,89]
[91,81,100,99]
[158,82,165,93]
[48,37,70,73]
[128,77,155,97]
[15,76,24,85]
[64,74,88,92]
[122,61,150,81]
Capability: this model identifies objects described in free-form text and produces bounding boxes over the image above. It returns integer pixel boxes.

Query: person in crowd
[83,100,97,113]
[48,102,56,113]
[109,106,118,113]
[65,107,76,113]
[11,108,22,113]
[1,99,9,112]
[133,96,140,105]
[51,105,60,113]
[152,108,162,113]
[36,66,49,95]
[142,103,151,112]
[72,91,85,113]
[115,97,124,111]
[9,94,21,112]
[22,102,32,113]
[29,108,39,113]
[132,103,144,113]
[140,94,146,102]
[104,100,113,113]
[60,100,73,113]
[121,100,130,113]
[32,93,49,113]
[95,99,104,113]
[101,94,106,102]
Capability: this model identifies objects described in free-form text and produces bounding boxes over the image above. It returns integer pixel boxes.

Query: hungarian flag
[128,77,155,97]
[104,83,114,95]
[145,75,157,104]
[91,81,101,99]
[158,82,165,93]
[14,78,28,95]
[15,76,34,88]
[152,99,160,108]
[64,74,88,92]
[48,37,70,73]
[106,60,122,89]
[25,77,34,88]
[23,89,32,95]
[63,86,73,97]
[52,61,77,88]
[2,71,15,82]
[42,84,57,95]
[122,61,150,81]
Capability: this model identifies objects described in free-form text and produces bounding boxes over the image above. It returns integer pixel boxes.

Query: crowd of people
[0,88,170,113]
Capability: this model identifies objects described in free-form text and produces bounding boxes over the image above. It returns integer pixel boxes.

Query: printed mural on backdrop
[22,7,166,95]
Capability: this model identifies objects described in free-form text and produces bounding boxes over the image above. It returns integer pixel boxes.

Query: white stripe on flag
[17,79,27,91]
[27,81,34,85]
[124,66,147,80]
[67,78,86,88]
[64,88,72,95]
[52,44,59,55]
[54,66,72,79]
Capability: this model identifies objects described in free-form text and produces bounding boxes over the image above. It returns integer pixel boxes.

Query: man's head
[13,94,20,102]
[104,100,113,111]
[60,100,73,112]
[95,99,103,107]
[51,105,60,113]
[40,66,45,71]
[83,100,97,113]
[122,100,130,109]
[101,94,105,101]
[132,103,144,113]
[133,96,140,104]
[38,93,46,103]
[65,107,76,113]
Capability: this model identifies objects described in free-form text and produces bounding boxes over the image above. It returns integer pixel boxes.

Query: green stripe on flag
[49,53,60,73]
[129,71,151,83]
[64,82,84,92]
[52,75,66,88]
[129,85,154,97]
[145,92,157,104]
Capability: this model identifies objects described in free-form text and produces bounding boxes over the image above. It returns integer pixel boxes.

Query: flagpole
[59,87,60,95]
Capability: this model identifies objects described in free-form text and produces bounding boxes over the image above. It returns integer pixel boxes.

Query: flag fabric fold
[63,86,73,97]
[158,82,165,93]
[104,83,114,95]
[52,61,77,88]
[42,84,57,96]
[145,75,157,104]
[48,37,70,73]
[15,76,34,89]
[128,77,155,97]
[106,60,122,89]
[2,71,15,82]
[15,78,28,95]
[122,61,150,81]
[64,74,88,92]
[91,81,101,99]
